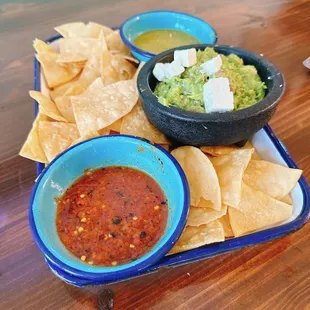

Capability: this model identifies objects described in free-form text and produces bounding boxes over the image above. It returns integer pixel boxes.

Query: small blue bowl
[120,10,218,62]
[29,135,190,283]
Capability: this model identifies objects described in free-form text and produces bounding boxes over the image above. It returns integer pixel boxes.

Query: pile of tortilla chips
[20,22,303,256]
[168,145,302,254]
[20,22,169,164]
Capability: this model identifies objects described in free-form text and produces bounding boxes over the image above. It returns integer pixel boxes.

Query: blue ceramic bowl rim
[120,10,218,59]
[28,134,190,281]
[137,44,285,123]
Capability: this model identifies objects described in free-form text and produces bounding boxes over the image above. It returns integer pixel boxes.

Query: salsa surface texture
[56,166,168,266]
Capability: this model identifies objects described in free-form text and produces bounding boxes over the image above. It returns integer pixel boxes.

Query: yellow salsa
[133,29,200,54]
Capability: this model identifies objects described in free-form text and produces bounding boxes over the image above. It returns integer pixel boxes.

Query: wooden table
[1,0,309,309]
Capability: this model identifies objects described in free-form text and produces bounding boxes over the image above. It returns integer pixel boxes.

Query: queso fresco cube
[203,77,234,113]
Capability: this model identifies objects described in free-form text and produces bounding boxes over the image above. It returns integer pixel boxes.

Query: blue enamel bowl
[120,10,218,62]
[28,135,190,283]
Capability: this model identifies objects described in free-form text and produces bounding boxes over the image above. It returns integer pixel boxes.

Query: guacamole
[154,48,266,112]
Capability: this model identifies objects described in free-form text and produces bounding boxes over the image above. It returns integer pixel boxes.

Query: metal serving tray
[33,35,310,287]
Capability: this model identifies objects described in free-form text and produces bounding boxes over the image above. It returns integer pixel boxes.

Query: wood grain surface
[0,0,309,309]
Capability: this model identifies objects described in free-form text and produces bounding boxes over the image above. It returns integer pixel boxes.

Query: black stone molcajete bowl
[137,44,285,146]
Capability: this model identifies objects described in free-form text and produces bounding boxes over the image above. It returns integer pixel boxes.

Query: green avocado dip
[154,48,266,112]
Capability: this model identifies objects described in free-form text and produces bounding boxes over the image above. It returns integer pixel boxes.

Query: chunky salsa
[56,166,168,266]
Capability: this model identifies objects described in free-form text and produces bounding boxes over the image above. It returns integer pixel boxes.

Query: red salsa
[56,166,168,266]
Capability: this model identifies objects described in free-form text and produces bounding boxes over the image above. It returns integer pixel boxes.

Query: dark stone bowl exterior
[137,44,285,146]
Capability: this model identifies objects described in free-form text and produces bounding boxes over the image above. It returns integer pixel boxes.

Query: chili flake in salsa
[56,166,168,266]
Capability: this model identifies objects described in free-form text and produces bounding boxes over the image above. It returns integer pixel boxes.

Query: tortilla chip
[107,118,122,132]
[85,22,113,38]
[200,142,261,160]
[70,130,99,147]
[228,183,293,237]
[168,221,224,255]
[59,38,97,59]
[54,96,75,123]
[98,128,111,136]
[36,53,82,88]
[101,52,136,85]
[56,54,88,64]
[187,205,227,227]
[38,121,79,162]
[243,142,261,160]
[50,77,88,100]
[79,31,107,85]
[54,22,86,38]
[218,213,234,238]
[243,160,302,199]
[29,91,67,122]
[71,78,138,136]
[19,113,49,163]
[280,194,293,205]
[106,30,130,55]
[171,146,221,210]
[120,103,170,144]
[211,149,253,209]
[122,55,140,64]
[33,39,55,54]
[200,145,239,156]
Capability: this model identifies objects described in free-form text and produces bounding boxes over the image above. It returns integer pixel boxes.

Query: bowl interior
[31,135,188,273]
[121,11,217,61]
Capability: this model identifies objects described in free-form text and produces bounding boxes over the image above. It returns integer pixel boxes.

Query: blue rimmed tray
[33,35,310,287]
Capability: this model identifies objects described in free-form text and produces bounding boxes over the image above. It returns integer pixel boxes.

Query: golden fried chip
[98,128,111,136]
[200,142,261,160]
[29,91,67,122]
[36,53,82,88]
[54,97,75,123]
[107,118,122,132]
[106,30,130,55]
[33,39,55,54]
[38,121,79,162]
[171,146,221,210]
[85,22,113,38]
[70,130,99,147]
[71,78,138,136]
[59,38,97,59]
[218,213,234,238]
[56,54,88,64]
[243,160,302,199]
[280,194,293,205]
[211,149,253,209]
[168,221,224,255]
[120,103,170,144]
[200,145,239,156]
[54,22,86,38]
[79,31,107,85]
[121,55,140,64]
[228,183,292,236]
[19,113,49,163]
[101,52,136,85]
[187,205,227,227]
[50,77,88,100]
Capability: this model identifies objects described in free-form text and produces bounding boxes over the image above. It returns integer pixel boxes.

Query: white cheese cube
[200,55,223,76]
[174,48,197,67]
[203,77,234,113]
[153,63,166,81]
[164,60,185,79]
